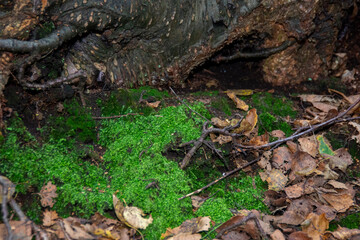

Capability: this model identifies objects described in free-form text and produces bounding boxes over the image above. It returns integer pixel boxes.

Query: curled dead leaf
[227,91,249,111]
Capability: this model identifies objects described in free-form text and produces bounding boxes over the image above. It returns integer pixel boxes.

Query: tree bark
[0,0,355,94]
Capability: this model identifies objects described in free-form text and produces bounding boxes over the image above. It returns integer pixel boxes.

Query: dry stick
[169,86,210,122]
[180,118,243,169]
[179,154,261,200]
[92,113,140,120]
[236,97,360,150]
[22,71,86,90]
[9,199,49,240]
[1,183,12,240]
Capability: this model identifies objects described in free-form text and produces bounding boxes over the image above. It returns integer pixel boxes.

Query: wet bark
[0,0,355,94]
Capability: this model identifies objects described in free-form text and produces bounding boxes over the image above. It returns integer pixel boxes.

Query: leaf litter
[1,90,360,239]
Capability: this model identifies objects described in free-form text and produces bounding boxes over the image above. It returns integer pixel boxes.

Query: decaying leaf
[0,221,32,240]
[349,121,360,144]
[317,135,335,156]
[43,210,59,227]
[321,192,354,213]
[39,181,58,207]
[191,196,204,209]
[298,136,318,157]
[276,198,313,225]
[226,91,249,111]
[113,194,153,230]
[223,89,254,96]
[146,100,161,108]
[264,169,288,191]
[211,117,230,128]
[285,183,304,199]
[212,134,232,144]
[301,213,329,240]
[326,226,360,240]
[271,130,285,138]
[272,146,293,171]
[62,218,95,239]
[291,152,318,179]
[161,217,211,240]
[325,148,353,173]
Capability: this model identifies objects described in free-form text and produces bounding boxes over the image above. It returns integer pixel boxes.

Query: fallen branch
[92,113,140,120]
[22,71,86,90]
[180,117,243,169]
[235,97,360,150]
[0,176,49,239]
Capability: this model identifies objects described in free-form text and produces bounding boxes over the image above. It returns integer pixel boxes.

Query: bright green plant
[0,93,268,239]
[258,112,293,137]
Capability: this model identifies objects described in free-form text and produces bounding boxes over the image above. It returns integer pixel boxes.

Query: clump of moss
[211,97,233,116]
[0,91,268,239]
[42,98,97,143]
[250,92,297,118]
[329,212,360,231]
[258,112,293,137]
[38,22,55,38]
[192,91,219,97]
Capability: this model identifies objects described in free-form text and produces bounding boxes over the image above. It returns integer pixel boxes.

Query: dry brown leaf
[271,130,285,138]
[212,134,232,144]
[39,181,58,207]
[226,91,249,111]
[326,226,360,239]
[43,210,58,227]
[288,231,312,240]
[191,196,204,209]
[325,148,353,173]
[146,100,161,108]
[243,108,258,135]
[211,117,230,128]
[277,198,313,225]
[301,213,329,240]
[270,229,286,240]
[327,180,348,189]
[290,152,318,180]
[321,192,354,212]
[113,194,153,230]
[284,183,304,199]
[0,221,32,240]
[161,217,211,239]
[63,218,95,239]
[323,163,339,180]
[123,207,153,230]
[312,102,337,114]
[249,131,268,146]
[298,137,318,157]
[349,121,360,144]
[265,169,288,191]
[272,146,293,171]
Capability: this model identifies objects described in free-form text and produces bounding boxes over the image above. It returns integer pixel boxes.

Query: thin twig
[178,143,280,201]
[22,71,86,90]
[236,97,360,150]
[180,117,243,169]
[169,87,210,122]
[92,113,140,120]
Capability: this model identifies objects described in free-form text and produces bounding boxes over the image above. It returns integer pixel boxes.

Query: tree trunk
[0,0,355,94]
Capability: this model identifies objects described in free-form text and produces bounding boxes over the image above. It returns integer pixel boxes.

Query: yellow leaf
[226,91,249,111]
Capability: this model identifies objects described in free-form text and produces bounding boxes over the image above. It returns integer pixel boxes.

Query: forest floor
[1,74,360,239]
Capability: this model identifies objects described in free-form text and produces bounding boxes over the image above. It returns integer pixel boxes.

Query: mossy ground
[0,88,269,238]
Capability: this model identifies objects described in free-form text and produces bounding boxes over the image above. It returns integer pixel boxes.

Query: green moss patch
[0,90,268,239]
